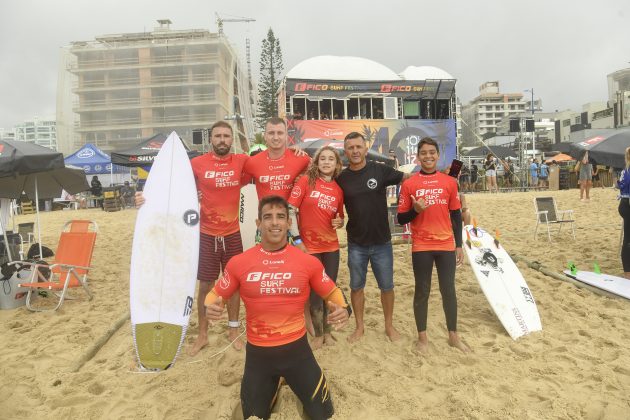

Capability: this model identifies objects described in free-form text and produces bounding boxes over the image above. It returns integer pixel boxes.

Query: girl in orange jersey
[288,146,345,349]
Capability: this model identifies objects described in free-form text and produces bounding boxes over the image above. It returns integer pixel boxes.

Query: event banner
[285,79,456,99]
[288,119,456,169]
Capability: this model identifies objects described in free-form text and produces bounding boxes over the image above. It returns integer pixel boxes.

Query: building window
[562,119,570,127]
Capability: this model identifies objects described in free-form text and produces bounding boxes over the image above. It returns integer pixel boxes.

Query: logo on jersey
[367,178,378,189]
[219,271,231,289]
[321,269,331,283]
[268,165,285,170]
[246,272,292,282]
[309,191,336,201]
[259,175,291,183]
[183,210,200,226]
[205,170,234,178]
[415,187,446,206]
[262,259,285,265]
[291,186,302,199]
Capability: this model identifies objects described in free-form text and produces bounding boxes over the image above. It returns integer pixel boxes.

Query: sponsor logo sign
[183,210,199,226]
[77,148,95,159]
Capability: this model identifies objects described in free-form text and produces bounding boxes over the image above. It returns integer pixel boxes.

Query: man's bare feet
[385,326,401,342]
[448,333,471,353]
[228,327,244,351]
[310,336,324,350]
[323,333,335,346]
[189,334,208,356]
[347,327,364,343]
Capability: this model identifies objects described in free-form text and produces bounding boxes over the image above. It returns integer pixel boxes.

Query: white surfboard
[239,183,258,251]
[563,270,630,300]
[130,131,200,371]
[462,225,542,340]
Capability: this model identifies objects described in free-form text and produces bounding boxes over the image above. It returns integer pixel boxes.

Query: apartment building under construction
[57,19,255,154]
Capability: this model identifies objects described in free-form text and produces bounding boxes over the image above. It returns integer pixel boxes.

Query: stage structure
[277,57,458,168]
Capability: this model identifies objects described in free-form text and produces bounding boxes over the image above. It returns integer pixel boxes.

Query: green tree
[256,28,284,129]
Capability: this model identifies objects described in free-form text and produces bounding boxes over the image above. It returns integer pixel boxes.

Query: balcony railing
[73,73,218,89]
[74,112,219,130]
[73,93,217,110]
[68,52,219,70]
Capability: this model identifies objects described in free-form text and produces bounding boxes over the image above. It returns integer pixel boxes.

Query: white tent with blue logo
[65,143,129,186]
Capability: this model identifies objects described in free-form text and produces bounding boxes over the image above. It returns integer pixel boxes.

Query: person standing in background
[617,147,630,280]
[576,152,593,202]
[483,154,498,193]
[90,175,103,209]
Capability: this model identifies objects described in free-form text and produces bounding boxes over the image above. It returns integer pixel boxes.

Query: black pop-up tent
[111,133,199,167]
[0,140,89,259]
[569,130,630,169]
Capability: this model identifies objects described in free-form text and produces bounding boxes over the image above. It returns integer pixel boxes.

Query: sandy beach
[1,188,629,419]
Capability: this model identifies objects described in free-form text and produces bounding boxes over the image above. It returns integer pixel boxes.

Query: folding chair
[16,220,98,311]
[17,222,35,259]
[533,197,575,241]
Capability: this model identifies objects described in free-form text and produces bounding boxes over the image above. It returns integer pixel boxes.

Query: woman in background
[617,147,630,279]
[576,151,593,202]
[483,154,498,193]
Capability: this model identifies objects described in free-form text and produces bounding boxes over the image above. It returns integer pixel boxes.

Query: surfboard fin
[494,229,500,249]
[568,262,577,275]
[465,229,472,249]
[593,262,601,275]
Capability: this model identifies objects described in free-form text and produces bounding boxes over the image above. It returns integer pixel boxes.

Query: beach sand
[1,188,629,419]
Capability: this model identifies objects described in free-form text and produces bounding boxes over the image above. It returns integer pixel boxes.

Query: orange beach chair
[16,220,98,311]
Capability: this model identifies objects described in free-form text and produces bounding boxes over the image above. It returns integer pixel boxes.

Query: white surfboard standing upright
[239,183,258,251]
[462,225,542,340]
[130,132,200,371]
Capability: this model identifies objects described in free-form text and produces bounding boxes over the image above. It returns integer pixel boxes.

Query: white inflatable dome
[286,56,400,81]
[399,66,455,80]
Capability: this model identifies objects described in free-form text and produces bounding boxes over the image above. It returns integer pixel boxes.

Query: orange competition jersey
[215,245,336,347]
[191,153,250,236]
[398,171,461,252]
[288,176,345,254]
[244,149,311,200]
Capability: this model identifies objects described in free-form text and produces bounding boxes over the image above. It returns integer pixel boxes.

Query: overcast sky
[1,0,629,129]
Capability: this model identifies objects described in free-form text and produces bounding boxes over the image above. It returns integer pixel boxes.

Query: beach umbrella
[569,130,630,169]
[0,140,64,177]
[544,153,574,164]
[465,145,517,160]
[111,133,199,167]
[0,165,89,200]
[298,139,396,167]
[0,141,89,260]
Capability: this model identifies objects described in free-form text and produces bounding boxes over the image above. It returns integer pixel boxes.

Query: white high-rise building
[13,117,57,150]
[57,19,256,155]
[461,81,528,145]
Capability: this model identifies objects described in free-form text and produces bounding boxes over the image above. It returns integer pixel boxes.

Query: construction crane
[215,13,256,82]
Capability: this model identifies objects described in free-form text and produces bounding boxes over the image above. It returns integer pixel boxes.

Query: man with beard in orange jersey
[136,120,250,354]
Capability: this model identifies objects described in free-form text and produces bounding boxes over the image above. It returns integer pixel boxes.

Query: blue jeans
[347,241,394,291]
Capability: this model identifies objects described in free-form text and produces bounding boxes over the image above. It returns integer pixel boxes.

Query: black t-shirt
[336,161,403,246]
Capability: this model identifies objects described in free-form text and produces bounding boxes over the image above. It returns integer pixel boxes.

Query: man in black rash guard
[397,137,470,354]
